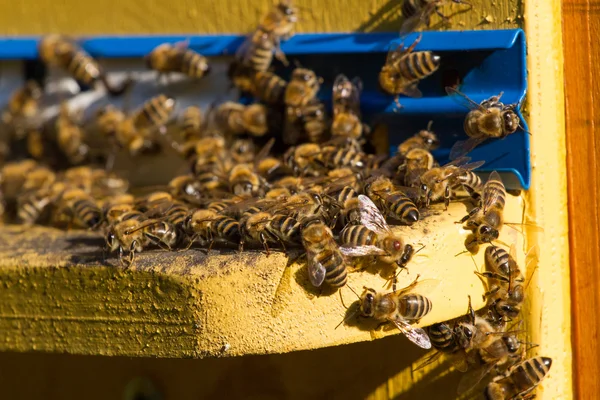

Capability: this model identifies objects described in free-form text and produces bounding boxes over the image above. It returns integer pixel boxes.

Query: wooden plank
[0,0,521,35]
[0,199,526,359]
[522,0,572,399]
[563,0,600,398]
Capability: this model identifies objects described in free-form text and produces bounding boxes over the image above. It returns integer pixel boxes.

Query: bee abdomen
[511,357,552,391]
[400,51,440,82]
[485,246,510,273]
[214,217,241,242]
[253,72,287,105]
[428,322,461,353]
[388,192,419,224]
[340,224,377,247]
[68,52,100,85]
[456,171,483,194]
[182,51,209,78]
[399,294,432,320]
[319,250,347,287]
[73,199,103,228]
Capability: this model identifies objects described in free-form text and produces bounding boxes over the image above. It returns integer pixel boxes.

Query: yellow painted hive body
[0,0,570,399]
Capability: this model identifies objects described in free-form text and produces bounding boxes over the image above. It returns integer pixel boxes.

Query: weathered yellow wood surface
[0,0,572,399]
[0,0,522,35]
[0,200,511,358]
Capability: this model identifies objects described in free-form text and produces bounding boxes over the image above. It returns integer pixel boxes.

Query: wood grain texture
[563,0,600,398]
[0,0,521,35]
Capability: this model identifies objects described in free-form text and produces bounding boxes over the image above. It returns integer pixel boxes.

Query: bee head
[502,110,520,135]
[496,301,520,318]
[105,231,116,251]
[502,335,521,354]
[359,288,377,317]
[477,224,499,242]
[455,323,475,348]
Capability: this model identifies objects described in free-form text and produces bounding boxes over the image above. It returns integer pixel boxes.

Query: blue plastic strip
[0,30,521,58]
[0,29,529,189]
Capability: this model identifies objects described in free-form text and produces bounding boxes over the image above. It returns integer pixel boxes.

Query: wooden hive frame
[0,0,577,398]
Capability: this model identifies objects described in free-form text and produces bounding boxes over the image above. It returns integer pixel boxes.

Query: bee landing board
[0,29,529,189]
[0,198,530,358]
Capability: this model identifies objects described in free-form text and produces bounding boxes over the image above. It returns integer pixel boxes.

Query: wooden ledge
[0,198,529,359]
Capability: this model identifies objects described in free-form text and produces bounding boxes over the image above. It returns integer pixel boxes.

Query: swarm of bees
[0,0,550,398]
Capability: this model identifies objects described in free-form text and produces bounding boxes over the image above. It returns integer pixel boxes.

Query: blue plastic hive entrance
[0,29,529,189]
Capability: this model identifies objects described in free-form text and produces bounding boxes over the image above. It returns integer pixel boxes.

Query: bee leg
[273,39,289,66]
[206,228,215,253]
[444,185,451,210]
[259,232,271,256]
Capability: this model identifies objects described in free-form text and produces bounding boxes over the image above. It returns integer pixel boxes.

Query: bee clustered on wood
[0,1,549,398]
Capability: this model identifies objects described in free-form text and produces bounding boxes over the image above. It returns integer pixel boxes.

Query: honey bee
[447,87,523,160]
[285,68,322,108]
[400,0,472,34]
[179,106,204,142]
[115,94,176,156]
[301,99,329,144]
[456,332,524,395]
[185,209,241,250]
[426,321,473,372]
[230,139,257,164]
[105,213,150,268]
[54,188,104,229]
[332,74,364,140]
[358,275,437,349]
[484,357,552,400]
[55,101,89,164]
[38,35,131,96]
[235,28,288,75]
[419,157,485,208]
[95,105,126,145]
[365,175,420,225]
[259,0,298,39]
[402,148,435,188]
[214,102,269,137]
[397,121,439,156]
[228,163,267,196]
[250,71,287,105]
[125,218,181,251]
[129,94,176,137]
[339,195,415,272]
[480,245,527,323]
[145,42,210,80]
[15,166,57,225]
[239,211,280,254]
[2,81,43,135]
[284,143,325,176]
[301,219,349,288]
[460,171,506,252]
[379,34,440,106]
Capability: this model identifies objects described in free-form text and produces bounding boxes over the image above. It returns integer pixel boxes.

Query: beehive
[0,0,570,399]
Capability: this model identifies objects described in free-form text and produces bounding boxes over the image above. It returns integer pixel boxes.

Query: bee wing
[482,171,503,213]
[456,362,496,395]
[445,87,487,112]
[449,137,488,160]
[234,33,255,62]
[391,318,432,349]
[254,137,276,169]
[339,245,388,257]
[396,278,441,297]
[399,4,436,34]
[402,83,423,99]
[357,194,391,234]
[307,250,326,287]
[413,350,443,371]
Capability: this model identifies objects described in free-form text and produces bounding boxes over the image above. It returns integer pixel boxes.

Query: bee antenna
[347,284,361,300]
[335,308,359,330]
